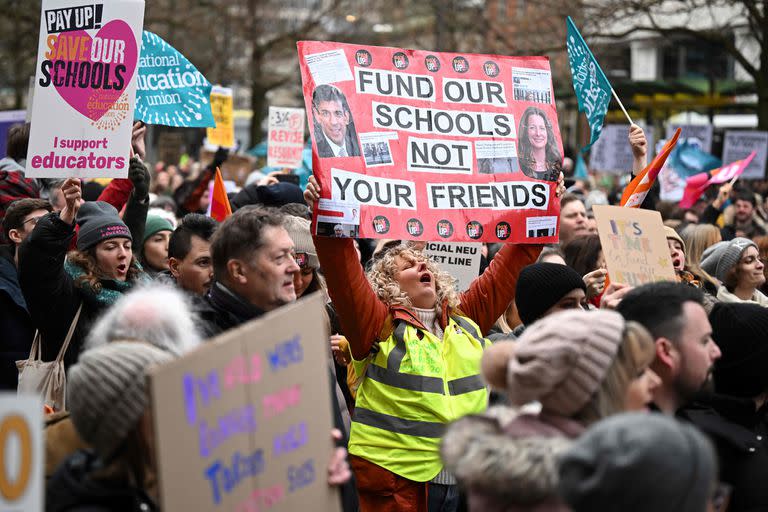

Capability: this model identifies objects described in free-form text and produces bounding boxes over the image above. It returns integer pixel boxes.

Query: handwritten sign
[150,294,339,512]
[268,106,306,169]
[0,394,43,512]
[425,242,482,291]
[26,0,145,178]
[298,41,563,243]
[207,86,235,148]
[722,131,768,180]
[593,204,676,286]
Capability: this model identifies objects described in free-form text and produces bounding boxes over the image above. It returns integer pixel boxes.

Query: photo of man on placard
[311,84,361,158]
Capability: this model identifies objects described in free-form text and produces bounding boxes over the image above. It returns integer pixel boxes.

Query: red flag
[620,128,682,208]
[209,167,232,222]
[679,152,757,209]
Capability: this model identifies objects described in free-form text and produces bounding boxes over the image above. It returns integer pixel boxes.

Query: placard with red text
[26,0,144,178]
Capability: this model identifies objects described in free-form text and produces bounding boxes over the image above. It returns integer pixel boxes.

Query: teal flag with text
[135,31,214,127]
[566,17,612,152]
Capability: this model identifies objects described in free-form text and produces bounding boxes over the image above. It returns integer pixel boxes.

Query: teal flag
[135,31,214,127]
[574,153,588,178]
[566,17,612,151]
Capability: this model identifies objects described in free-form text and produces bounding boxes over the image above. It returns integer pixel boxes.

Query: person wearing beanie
[282,214,322,298]
[305,173,568,512]
[558,412,717,512]
[19,163,152,372]
[664,225,704,290]
[442,309,658,512]
[484,262,587,390]
[46,342,172,511]
[680,302,768,511]
[138,215,174,275]
[701,237,768,306]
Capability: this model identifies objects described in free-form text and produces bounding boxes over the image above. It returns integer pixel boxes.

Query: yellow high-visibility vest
[349,315,489,481]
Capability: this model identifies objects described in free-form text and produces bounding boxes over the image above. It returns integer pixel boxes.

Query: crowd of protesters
[2,117,768,512]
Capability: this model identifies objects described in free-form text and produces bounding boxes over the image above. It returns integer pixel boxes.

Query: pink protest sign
[26,0,145,178]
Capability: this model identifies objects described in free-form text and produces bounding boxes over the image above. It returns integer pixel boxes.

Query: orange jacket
[314,237,541,360]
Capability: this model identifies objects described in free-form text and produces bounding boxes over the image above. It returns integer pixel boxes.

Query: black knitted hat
[516,262,587,326]
[710,302,768,398]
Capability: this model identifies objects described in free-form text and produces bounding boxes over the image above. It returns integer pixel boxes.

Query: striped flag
[679,152,756,209]
[209,167,232,222]
[620,128,682,208]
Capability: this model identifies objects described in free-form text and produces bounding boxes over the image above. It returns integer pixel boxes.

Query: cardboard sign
[26,0,145,178]
[0,394,43,512]
[150,294,339,512]
[207,86,235,148]
[425,242,482,291]
[199,149,255,187]
[298,41,563,243]
[593,204,676,286]
[722,131,768,180]
[135,31,214,128]
[268,106,306,169]
[589,123,654,175]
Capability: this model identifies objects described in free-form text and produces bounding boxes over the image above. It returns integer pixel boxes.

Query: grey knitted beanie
[559,412,717,512]
[700,237,756,283]
[67,342,173,459]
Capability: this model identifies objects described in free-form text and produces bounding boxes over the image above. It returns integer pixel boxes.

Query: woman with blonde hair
[442,309,659,512]
[305,174,564,512]
[681,223,722,293]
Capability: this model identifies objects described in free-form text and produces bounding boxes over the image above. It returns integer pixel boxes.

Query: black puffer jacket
[681,393,768,512]
[46,450,157,512]
[18,198,148,368]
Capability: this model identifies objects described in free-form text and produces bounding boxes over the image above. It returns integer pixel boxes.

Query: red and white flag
[620,128,681,208]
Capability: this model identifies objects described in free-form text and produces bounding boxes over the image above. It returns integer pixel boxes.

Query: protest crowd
[3,5,768,512]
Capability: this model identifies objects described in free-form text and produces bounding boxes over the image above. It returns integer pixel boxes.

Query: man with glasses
[0,198,52,389]
[312,84,361,158]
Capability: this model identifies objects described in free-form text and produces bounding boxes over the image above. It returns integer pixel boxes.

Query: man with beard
[616,282,722,414]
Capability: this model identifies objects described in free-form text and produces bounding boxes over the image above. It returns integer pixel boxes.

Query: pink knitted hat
[507,309,625,416]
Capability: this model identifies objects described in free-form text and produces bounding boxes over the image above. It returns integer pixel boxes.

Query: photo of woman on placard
[518,106,562,182]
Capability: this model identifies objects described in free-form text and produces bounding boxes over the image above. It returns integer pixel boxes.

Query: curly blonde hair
[367,244,460,312]
[67,248,141,293]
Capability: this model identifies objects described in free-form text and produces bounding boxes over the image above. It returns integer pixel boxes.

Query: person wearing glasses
[701,237,768,306]
[312,84,361,158]
[517,106,562,182]
[0,198,52,390]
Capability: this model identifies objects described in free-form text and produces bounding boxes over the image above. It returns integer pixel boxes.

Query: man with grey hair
[86,283,202,356]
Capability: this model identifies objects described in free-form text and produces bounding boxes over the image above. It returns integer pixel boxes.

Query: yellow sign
[207,86,235,148]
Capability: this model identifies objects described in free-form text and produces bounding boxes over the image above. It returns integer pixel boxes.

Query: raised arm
[18,178,81,361]
[629,123,648,175]
[305,177,388,359]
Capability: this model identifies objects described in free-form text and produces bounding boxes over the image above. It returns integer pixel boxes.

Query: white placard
[0,394,43,512]
[722,131,768,180]
[26,0,145,178]
[425,242,482,292]
[267,106,306,169]
[666,124,713,153]
[589,123,654,175]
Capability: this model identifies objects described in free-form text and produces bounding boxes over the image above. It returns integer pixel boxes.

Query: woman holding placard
[305,174,565,512]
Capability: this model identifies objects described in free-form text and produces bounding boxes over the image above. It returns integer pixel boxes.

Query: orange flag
[209,167,232,222]
[620,128,682,208]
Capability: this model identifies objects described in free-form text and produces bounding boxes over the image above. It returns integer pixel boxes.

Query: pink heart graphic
[52,20,137,121]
